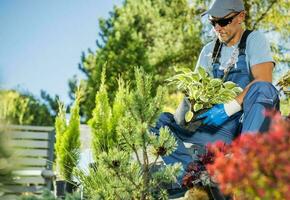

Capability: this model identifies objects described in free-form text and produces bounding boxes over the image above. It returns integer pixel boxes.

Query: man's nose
[214,23,222,32]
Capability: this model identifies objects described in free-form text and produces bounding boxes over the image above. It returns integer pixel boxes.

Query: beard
[217,32,236,44]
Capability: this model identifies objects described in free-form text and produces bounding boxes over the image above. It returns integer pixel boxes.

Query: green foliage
[54,90,81,181]
[167,67,242,121]
[54,101,67,178]
[75,68,182,199]
[277,70,290,98]
[0,90,54,126]
[277,70,290,116]
[150,127,177,157]
[89,67,130,159]
[71,0,202,121]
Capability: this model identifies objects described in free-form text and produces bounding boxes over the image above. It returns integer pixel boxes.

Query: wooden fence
[1,125,55,199]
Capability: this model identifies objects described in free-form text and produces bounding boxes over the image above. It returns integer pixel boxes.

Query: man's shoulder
[246,30,268,45]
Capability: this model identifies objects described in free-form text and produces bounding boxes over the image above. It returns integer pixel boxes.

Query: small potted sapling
[167,67,242,131]
[54,91,81,198]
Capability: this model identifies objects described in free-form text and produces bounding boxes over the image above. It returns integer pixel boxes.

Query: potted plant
[167,67,242,131]
[54,90,81,198]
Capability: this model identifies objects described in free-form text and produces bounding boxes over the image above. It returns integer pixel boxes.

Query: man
[151,0,279,196]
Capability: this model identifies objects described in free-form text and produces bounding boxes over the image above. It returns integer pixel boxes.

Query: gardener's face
[210,12,245,44]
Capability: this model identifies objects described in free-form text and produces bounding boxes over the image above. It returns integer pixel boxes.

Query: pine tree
[75,68,182,199]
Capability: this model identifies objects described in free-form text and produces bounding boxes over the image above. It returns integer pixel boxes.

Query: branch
[132,144,142,166]
[141,130,150,199]
[252,0,276,30]
[119,130,142,166]
[114,169,140,188]
[151,155,160,170]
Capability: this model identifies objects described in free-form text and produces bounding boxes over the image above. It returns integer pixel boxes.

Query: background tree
[0,90,55,126]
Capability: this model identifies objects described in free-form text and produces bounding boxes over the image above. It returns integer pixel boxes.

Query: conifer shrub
[54,90,81,181]
[75,68,181,199]
[88,68,130,158]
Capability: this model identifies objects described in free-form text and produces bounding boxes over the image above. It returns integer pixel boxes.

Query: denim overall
[150,30,280,178]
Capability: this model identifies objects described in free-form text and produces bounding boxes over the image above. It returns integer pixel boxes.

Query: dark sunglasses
[209,12,240,27]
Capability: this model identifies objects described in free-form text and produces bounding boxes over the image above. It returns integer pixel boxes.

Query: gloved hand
[197,100,242,126]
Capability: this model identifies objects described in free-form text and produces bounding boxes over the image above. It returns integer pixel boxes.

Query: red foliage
[206,111,290,199]
[182,161,205,188]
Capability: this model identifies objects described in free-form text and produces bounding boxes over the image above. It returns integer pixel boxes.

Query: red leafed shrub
[206,111,290,199]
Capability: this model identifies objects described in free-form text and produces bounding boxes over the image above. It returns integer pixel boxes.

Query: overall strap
[238,29,253,55]
[211,30,253,64]
[212,39,222,64]
[238,29,254,81]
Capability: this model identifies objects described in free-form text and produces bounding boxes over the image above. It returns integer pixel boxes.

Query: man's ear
[238,11,246,23]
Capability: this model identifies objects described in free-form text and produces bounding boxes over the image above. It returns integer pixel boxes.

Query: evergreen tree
[88,66,130,159]
[75,68,182,199]
[54,101,67,177]
[55,90,81,181]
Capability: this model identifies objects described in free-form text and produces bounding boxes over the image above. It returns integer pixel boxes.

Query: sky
[0,0,123,105]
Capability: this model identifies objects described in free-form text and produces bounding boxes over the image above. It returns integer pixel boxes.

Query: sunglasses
[209,12,240,27]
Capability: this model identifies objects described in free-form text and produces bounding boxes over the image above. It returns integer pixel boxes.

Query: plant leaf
[197,67,208,79]
[210,78,222,87]
[193,103,203,112]
[185,111,194,122]
[223,81,236,89]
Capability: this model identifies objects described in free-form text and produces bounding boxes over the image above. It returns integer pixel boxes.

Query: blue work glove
[197,104,229,126]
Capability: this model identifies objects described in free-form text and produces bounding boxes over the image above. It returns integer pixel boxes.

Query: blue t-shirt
[195,30,275,75]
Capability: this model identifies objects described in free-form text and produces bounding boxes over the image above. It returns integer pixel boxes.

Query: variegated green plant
[167,67,243,122]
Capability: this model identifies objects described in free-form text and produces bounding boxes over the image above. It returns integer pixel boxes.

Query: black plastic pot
[55,180,78,198]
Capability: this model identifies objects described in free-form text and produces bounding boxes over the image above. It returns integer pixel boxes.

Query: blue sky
[0,0,123,104]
